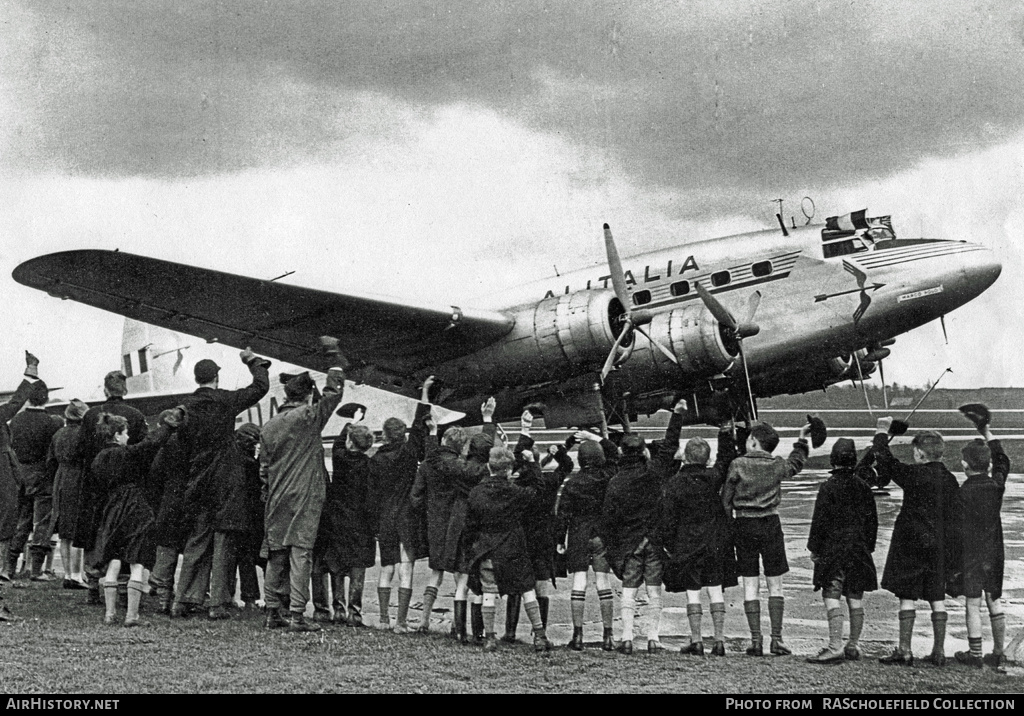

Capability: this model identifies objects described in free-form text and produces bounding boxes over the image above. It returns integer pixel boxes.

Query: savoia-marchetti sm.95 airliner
[12,209,1001,429]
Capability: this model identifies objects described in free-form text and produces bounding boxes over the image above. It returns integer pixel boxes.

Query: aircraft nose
[964,243,1002,295]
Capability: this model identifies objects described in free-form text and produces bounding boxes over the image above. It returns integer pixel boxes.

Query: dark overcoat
[518,435,569,585]
[953,439,1011,599]
[369,420,427,565]
[659,428,739,592]
[150,435,190,550]
[315,427,376,571]
[410,438,466,572]
[73,397,148,551]
[10,408,63,496]
[807,467,879,594]
[0,380,33,542]
[48,423,86,541]
[90,425,174,569]
[873,434,962,599]
[555,438,618,573]
[466,463,539,595]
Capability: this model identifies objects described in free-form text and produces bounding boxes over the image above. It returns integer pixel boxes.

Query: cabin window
[670,280,690,297]
[137,348,148,374]
[632,290,652,306]
[122,354,133,378]
[752,261,772,278]
[822,240,868,259]
[710,271,731,287]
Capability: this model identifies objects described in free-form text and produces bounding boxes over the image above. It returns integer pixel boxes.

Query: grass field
[0,581,1020,694]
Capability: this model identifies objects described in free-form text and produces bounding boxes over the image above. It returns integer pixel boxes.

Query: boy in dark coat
[460,408,498,643]
[466,445,552,652]
[555,429,620,651]
[873,417,962,666]
[92,408,184,626]
[148,435,188,614]
[953,407,1011,669]
[598,399,686,654]
[47,399,90,589]
[805,438,878,663]
[312,414,375,626]
[659,425,739,656]
[722,420,811,656]
[369,386,431,633]
[501,410,565,644]
[8,380,64,580]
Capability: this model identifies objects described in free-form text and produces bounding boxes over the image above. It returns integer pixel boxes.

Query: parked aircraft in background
[13,209,1001,430]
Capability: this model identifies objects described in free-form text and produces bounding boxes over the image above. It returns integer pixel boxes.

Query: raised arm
[227,347,272,414]
[870,417,913,489]
[313,366,346,431]
[712,424,739,493]
[785,423,812,477]
[0,353,40,424]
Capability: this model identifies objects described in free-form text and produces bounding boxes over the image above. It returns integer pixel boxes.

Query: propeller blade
[744,290,762,325]
[600,317,633,383]
[634,324,680,365]
[852,352,874,417]
[603,224,632,312]
[694,281,738,331]
[879,358,888,410]
[737,341,758,421]
[940,315,948,344]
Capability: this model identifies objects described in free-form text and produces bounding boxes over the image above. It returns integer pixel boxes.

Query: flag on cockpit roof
[825,209,869,232]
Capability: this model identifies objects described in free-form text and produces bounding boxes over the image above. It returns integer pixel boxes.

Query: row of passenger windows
[631,261,773,306]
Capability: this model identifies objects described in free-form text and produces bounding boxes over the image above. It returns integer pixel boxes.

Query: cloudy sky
[1,0,1023,399]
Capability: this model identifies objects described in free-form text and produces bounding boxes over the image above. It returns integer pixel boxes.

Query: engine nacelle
[435,290,624,385]
[623,303,738,377]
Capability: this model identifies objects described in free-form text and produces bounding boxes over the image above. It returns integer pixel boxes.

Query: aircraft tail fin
[119,318,197,397]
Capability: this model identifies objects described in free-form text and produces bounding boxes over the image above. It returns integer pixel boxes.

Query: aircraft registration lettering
[897,285,943,302]
[542,256,700,298]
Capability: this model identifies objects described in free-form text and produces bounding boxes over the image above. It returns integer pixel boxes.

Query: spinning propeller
[599,223,762,420]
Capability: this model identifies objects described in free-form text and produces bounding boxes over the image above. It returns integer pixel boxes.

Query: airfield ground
[2,417,1023,693]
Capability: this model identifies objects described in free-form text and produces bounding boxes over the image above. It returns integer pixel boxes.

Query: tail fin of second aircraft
[119,318,198,398]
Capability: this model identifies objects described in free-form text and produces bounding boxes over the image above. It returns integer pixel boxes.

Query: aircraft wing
[13,250,515,375]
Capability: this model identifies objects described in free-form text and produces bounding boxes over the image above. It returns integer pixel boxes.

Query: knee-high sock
[687,603,703,644]
[931,611,947,655]
[744,600,761,639]
[524,599,545,635]
[570,589,586,628]
[103,580,118,621]
[969,635,984,657]
[126,580,145,622]
[395,587,413,628]
[768,596,785,640]
[597,588,614,630]
[377,587,391,626]
[647,590,662,641]
[898,609,915,654]
[848,607,865,647]
[421,585,438,626]
[482,603,496,636]
[711,602,726,642]
[620,591,636,642]
[471,601,484,640]
[827,607,844,651]
[537,596,549,629]
[991,613,1006,654]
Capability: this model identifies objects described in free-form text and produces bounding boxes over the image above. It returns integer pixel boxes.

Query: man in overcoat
[171,349,269,617]
[598,398,687,654]
[262,363,345,632]
[805,438,878,664]
[659,425,739,656]
[873,417,962,666]
[0,352,45,621]
[7,380,63,580]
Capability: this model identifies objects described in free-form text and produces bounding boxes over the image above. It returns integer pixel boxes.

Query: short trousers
[620,538,664,589]
[733,514,789,578]
[822,568,864,600]
[479,559,499,595]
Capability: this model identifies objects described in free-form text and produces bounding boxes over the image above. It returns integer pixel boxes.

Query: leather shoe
[879,648,914,666]
[483,635,499,652]
[602,627,615,652]
[844,644,861,661]
[208,606,231,620]
[955,651,983,668]
[616,640,633,655]
[0,604,19,623]
[263,608,289,629]
[770,638,792,656]
[806,647,845,664]
[984,652,1007,670]
[681,640,705,656]
[534,633,552,652]
[648,640,666,654]
[921,651,946,667]
[711,640,726,656]
[746,637,764,656]
[568,626,585,651]
[287,614,322,633]
[63,578,88,590]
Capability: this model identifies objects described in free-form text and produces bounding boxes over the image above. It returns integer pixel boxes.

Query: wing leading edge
[13,250,514,375]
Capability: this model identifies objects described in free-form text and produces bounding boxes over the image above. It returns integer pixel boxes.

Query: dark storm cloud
[6,0,1024,209]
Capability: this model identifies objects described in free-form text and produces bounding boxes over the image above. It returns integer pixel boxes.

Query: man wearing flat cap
[805,438,878,664]
[171,348,270,618]
[261,358,346,632]
[74,369,149,605]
